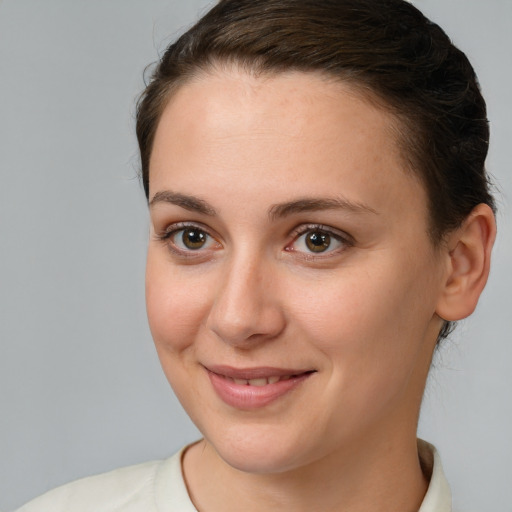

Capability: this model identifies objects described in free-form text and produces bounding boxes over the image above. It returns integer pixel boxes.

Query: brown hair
[136,0,495,340]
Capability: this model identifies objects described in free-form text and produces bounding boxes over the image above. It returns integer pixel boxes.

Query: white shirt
[16,440,451,511]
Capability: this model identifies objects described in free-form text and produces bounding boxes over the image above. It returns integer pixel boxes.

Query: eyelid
[289,223,353,241]
[155,221,210,240]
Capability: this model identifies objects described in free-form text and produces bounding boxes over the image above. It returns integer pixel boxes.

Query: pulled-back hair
[136,0,496,341]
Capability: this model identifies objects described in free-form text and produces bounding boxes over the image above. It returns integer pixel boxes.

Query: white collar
[418,439,452,511]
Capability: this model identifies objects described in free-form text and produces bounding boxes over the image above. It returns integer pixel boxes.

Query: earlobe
[436,203,496,322]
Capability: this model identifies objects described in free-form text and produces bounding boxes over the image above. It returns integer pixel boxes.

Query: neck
[183,429,429,512]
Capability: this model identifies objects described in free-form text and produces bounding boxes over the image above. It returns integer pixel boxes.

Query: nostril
[208,307,286,347]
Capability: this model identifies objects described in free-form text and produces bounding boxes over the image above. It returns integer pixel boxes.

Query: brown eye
[289,226,347,256]
[181,228,207,250]
[167,226,218,252]
[305,231,331,252]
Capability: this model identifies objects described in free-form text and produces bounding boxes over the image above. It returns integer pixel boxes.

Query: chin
[203,422,320,475]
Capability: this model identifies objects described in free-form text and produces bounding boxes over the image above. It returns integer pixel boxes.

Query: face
[146,69,446,474]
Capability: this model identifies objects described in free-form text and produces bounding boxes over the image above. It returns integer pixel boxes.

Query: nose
[206,255,286,347]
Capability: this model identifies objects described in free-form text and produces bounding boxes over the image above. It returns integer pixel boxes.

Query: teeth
[230,375,289,386]
[248,378,268,387]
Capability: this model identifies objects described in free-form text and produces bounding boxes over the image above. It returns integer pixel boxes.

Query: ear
[436,203,496,322]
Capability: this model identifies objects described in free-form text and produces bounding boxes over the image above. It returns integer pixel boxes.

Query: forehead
[149,68,427,225]
[155,68,397,153]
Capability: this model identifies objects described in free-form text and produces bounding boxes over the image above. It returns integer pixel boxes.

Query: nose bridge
[207,248,285,346]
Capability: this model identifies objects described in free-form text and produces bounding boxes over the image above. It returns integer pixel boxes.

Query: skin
[145,68,495,511]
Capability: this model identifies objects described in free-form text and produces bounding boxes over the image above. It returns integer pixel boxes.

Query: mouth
[217,372,314,386]
[204,365,316,409]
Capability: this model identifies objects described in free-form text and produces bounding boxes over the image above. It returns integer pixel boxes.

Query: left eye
[291,229,345,254]
[170,227,217,251]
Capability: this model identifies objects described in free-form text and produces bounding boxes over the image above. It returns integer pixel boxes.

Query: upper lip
[204,365,315,380]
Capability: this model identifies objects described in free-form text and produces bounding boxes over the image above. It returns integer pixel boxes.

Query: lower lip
[207,371,313,410]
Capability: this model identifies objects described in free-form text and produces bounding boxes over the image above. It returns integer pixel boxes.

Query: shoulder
[15,451,185,512]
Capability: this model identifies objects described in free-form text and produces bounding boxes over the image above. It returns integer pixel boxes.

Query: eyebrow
[149,190,378,219]
[149,190,217,216]
[268,197,378,220]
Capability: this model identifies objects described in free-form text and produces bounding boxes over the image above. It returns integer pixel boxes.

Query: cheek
[145,253,211,354]
[286,262,439,434]
[288,255,439,367]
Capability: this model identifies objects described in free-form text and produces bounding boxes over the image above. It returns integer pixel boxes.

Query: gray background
[0,1,510,510]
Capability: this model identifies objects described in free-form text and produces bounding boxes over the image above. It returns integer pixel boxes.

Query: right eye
[158,224,221,256]
[172,227,212,250]
[170,226,218,251]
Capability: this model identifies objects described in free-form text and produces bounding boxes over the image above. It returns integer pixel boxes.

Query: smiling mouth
[220,372,314,387]
[205,366,316,409]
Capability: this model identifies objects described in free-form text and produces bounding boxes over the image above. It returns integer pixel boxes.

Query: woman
[16,0,496,510]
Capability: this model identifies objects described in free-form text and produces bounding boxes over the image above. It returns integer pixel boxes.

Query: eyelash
[155,222,353,259]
